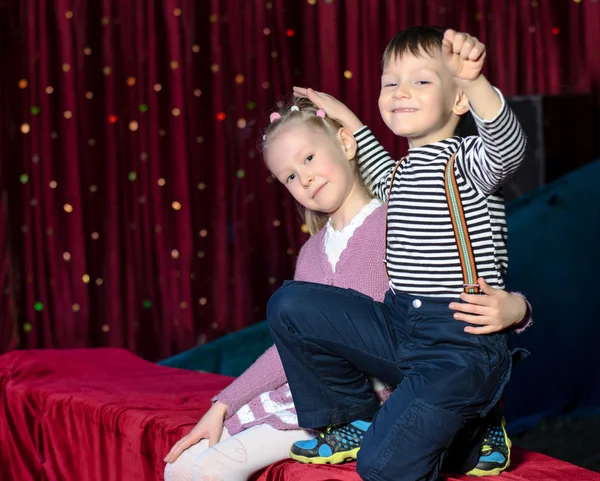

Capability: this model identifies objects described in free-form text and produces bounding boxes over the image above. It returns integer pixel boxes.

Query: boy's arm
[458,82,527,196]
[443,30,527,195]
[354,127,397,202]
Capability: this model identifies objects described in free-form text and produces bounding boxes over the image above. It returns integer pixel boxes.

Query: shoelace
[319,424,340,438]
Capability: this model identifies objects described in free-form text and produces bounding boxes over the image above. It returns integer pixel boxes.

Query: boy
[267,26,526,481]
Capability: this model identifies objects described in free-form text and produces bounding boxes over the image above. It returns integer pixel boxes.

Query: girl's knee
[164,457,194,481]
[192,444,247,481]
[164,441,209,481]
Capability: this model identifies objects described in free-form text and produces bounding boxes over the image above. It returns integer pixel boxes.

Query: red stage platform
[1,348,598,481]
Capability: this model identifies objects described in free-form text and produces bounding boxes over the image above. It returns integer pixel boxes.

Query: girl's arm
[449,277,532,335]
[213,241,317,417]
[212,344,286,418]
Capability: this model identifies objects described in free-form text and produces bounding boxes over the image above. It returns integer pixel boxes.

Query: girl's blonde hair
[262,96,371,235]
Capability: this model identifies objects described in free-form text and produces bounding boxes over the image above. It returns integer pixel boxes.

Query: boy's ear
[453,90,470,116]
[337,128,357,159]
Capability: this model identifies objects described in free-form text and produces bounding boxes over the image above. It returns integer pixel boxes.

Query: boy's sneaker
[289,420,371,465]
[466,416,511,476]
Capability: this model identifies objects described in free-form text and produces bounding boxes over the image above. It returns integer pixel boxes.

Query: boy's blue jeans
[267,281,513,481]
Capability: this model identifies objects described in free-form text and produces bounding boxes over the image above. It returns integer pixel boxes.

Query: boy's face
[378,47,462,147]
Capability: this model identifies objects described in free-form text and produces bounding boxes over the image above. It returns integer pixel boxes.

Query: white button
[412,299,422,309]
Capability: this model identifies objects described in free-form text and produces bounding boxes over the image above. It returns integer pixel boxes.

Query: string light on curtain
[4,0,595,359]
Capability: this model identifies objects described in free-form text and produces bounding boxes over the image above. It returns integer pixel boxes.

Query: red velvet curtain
[1,0,599,360]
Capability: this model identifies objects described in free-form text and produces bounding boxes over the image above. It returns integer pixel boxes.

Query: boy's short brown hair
[382,26,445,69]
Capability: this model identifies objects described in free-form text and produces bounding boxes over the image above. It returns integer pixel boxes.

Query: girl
[163,98,530,481]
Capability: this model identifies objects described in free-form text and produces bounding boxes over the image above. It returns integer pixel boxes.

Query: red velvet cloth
[1,348,599,481]
[0,348,232,481]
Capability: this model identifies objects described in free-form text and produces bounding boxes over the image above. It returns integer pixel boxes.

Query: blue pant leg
[356,374,464,481]
[267,281,403,428]
[356,294,512,481]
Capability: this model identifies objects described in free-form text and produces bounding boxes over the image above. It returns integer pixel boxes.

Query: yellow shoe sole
[289,447,360,465]
[466,419,512,477]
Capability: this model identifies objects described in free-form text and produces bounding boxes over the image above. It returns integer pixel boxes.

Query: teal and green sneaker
[289,420,371,465]
[467,416,511,476]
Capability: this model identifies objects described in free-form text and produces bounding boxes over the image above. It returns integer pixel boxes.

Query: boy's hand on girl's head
[441,29,486,83]
[163,401,228,464]
[292,87,342,114]
[448,277,527,335]
[292,86,364,132]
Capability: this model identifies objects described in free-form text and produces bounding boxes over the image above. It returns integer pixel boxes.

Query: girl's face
[264,123,357,215]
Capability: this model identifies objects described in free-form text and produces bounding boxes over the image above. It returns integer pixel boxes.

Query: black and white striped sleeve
[354,127,397,202]
[459,90,527,196]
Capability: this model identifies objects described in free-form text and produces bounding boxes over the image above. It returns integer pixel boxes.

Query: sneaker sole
[466,420,512,477]
[466,459,510,477]
[289,447,360,465]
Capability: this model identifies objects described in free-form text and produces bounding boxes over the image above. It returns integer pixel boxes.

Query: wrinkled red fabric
[0,348,232,481]
[1,348,598,481]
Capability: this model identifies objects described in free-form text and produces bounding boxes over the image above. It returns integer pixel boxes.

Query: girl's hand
[163,401,228,464]
[292,86,364,132]
[449,278,527,335]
